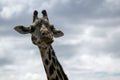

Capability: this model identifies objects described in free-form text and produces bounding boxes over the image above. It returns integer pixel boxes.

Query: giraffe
[14,10,68,80]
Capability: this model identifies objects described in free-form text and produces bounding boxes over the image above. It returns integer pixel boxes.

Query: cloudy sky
[0,0,120,80]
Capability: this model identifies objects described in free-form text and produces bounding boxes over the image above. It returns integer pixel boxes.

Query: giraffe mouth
[42,37,54,44]
[41,33,54,44]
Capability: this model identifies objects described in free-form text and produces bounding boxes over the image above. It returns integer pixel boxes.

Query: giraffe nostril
[41,32,45,35]
[41,31,49,36]
[38,41,41,44]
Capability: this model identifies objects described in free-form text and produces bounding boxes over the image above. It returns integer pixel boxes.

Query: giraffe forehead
[40,24,48,31]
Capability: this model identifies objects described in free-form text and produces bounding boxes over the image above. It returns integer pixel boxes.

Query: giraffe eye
[30,26,35,33]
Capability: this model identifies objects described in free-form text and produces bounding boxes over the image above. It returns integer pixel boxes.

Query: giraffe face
[31,21,54,48]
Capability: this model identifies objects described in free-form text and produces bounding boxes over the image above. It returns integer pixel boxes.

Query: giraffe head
[14,10,54,48]
[31,22,54,48]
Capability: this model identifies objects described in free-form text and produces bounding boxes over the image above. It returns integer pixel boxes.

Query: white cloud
[54,24,120,80]
[0,0,28,20]
[64,53,120,80]
[0,5,25,20]
[0,0,59,20]
[1,0,120,80]
[0,36,47,80]
[23,73,41,80]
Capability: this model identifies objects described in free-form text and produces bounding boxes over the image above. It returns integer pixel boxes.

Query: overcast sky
[0,0,120,80]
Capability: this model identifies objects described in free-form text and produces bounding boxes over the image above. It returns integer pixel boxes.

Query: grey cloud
[51,0,104,17]
[53,25,120,59]
[0,9,32,36]
[2,0,119,37]
[1,0,120,80]
[48,0,120,26]
[0,57,13,66]
[0,11,32,26]
[77,71,120,77]
[83,27,120,58]
[103,30,120,57]
[53,44,80,58]
[86,27,120,57]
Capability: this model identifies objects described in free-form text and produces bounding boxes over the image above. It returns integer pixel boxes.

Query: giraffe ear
[53,30,64,38]
[14,25,31,34]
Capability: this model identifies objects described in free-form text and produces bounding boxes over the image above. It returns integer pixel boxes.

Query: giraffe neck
[38,45,68,80]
